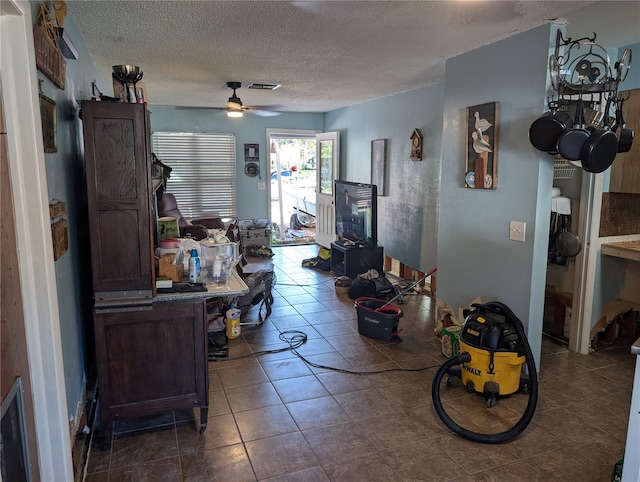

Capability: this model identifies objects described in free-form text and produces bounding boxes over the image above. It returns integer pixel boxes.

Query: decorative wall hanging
[371,139,387,195]
[410,129,423,161]
[49,200,68,260]
[49,200,67,218]
[34,3,66,89]
[39,86,57,153]
[244,162,260,177]
[244,143,259,163]
[465,102,499,189]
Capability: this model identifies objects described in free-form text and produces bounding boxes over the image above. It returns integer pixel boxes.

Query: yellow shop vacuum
[432,301,538,444]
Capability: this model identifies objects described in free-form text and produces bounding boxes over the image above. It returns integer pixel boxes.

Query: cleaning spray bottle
[189,249,201,283]
[226,303,241,339]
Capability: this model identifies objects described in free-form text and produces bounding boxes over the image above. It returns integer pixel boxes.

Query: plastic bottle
[189,249,201,283]
[226,304,241,339]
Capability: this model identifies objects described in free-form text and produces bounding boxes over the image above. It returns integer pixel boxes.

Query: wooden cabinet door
[94,300,208,419]
[609,89,640,194]
[82,102,154,295]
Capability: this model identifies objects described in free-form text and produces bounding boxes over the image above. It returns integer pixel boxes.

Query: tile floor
[84,244,635,481]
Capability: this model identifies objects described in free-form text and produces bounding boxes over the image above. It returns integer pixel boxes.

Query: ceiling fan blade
[247,109,282,117]
[245,104,286,117]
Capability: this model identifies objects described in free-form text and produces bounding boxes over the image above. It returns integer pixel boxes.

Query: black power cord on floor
[220,329,442,375]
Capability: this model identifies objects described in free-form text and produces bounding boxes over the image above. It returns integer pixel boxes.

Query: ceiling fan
[218,81,281,118]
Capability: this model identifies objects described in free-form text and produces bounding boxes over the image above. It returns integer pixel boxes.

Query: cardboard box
[159,254,184,282]
[112,79,148,103]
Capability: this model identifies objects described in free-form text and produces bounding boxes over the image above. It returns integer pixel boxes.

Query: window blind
[151,132,237,220]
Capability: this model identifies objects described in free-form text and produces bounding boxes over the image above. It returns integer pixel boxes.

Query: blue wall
[437,25,555,365]
[33,8,106,418]
[324,86,444,271]
[323,25,560,365]
[149,107,324,220]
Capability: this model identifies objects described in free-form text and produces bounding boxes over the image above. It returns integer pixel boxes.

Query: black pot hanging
[581,95,619,174]
[528,100,572,154]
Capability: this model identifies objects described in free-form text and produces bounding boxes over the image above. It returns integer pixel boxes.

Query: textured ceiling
[68,1,640,113]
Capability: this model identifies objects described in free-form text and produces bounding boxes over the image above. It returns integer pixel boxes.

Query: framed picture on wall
[39,92,57,153]
[371,138,387,196]
[244,143,259,163]
[465,101,499,190]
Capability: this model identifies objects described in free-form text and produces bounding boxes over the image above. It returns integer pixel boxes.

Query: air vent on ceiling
[247,83,281,90]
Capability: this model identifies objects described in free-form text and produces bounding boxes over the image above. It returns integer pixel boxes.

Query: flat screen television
[334,180,377,247]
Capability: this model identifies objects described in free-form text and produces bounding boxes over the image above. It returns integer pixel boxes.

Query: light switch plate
[509,221,526,242]
[258,182,266,190]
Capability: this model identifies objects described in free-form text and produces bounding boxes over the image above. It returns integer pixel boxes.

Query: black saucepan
[557,97,590,161]
[581,95,619,173]
[616,95,634,153]
[529,100,572,154]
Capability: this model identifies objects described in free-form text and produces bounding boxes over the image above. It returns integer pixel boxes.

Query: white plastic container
[199,239,239,285]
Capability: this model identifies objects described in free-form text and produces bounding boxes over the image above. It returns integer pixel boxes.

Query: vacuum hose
[431,301,538,443]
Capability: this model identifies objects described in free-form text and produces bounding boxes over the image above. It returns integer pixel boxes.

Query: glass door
[315,131,340,248]
[267,129,318,245]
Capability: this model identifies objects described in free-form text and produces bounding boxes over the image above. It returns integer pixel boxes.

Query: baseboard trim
[71,375,98,482]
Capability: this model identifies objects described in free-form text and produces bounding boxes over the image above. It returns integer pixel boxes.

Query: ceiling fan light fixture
[227,96,243,110]
[227,110,243,118]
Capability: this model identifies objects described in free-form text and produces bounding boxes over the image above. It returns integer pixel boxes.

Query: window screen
[151,132,237,220]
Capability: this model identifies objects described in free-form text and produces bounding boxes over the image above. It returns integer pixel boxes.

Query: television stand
[330,242,383,278]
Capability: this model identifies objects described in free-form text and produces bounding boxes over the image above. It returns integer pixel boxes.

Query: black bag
[349,275,394,300]
[348,277,375,299]
[371,276,394,297]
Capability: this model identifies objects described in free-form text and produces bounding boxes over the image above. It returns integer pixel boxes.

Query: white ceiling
[68,1,640,114]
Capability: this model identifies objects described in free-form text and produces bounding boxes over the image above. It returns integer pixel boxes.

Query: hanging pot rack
[531,30,634,175]
[550,30,630,97]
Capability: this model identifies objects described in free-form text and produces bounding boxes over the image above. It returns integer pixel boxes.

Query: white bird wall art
[472,130,493,153]
[466,102,498,190]
[474,111,493,133]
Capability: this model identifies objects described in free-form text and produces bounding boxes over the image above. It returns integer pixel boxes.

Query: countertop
[154,270,249,302]
[600,235,640,262]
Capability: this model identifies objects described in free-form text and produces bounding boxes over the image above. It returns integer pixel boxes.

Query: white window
[151,132,237,220]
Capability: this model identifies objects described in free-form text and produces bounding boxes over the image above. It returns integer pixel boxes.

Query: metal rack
[553,158,577,180]
[551,30,631,97]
